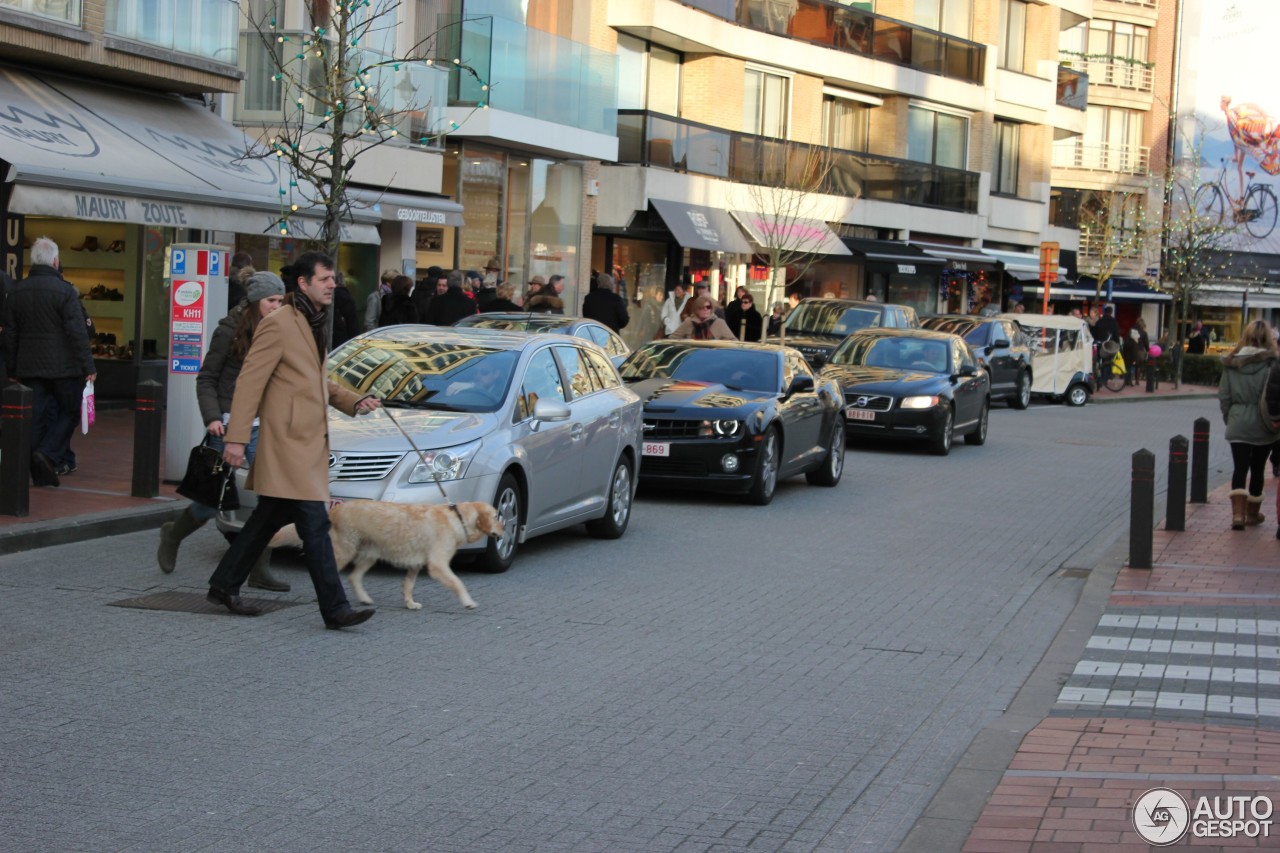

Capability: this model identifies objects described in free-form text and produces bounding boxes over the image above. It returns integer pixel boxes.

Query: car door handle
[570,423,584,440]
[608,412,620,428]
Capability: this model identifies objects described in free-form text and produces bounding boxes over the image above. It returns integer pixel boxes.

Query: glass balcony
[105,0,237,63]
[0,0,81,24]
[618,110,979,213]
[684,0,984,85]
[440,9,618,136]
[1056,66,1088,110]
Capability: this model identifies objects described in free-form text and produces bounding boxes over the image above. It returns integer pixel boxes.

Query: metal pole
[0,383,33,516]
[1167,435,1188,532]
[1190,416,1210,503]
[1130,448,1155,569]
[132,379,163,498]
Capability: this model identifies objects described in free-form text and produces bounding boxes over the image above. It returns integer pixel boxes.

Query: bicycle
[1193,158,1279,239]
[1096,341,1127,393]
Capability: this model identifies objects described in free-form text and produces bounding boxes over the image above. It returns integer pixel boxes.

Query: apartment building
[595,0,1087,326]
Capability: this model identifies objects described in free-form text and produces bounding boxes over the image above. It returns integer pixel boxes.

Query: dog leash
[380,405,469,529]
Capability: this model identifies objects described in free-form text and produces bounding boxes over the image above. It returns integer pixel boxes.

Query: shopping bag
[80,380,95,435]
[175,435,241,510]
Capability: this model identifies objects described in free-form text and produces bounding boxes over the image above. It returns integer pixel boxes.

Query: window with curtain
[744,66,789,139]
[106,0,237,61]
[907,105,968,169]
[993,120,1019,195]
[914,0,970,37]
[823,96,869,152]
[615,35,682,116]
[998,0,1026,72]
[0,0,81,24]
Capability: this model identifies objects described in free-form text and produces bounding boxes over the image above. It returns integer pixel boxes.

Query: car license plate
[642,441,669,457]
[845,407,876,422]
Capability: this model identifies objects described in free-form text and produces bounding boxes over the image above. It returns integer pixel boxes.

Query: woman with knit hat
[156,270,292,590]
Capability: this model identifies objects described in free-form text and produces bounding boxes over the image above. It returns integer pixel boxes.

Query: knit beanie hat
[246,271,286,303]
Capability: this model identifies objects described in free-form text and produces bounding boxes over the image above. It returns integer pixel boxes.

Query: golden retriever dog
[269,501,502,611]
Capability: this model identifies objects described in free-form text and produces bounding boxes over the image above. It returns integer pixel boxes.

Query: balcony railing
[1052,142,1150,175]
[1078,228,1145,261]
[618,110,979,213]
[441,9,618,136]
[682,0,985,85]
[1056,66,1088,110]
[1059,57,1153,94]
[105,0,237,63]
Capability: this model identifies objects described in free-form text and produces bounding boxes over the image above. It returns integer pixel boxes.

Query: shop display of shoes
[70,236,101,252]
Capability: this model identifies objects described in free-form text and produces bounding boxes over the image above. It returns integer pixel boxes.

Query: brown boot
[247,550,290,592]
[1229,489,1248,530]
[1246,494,1266,527]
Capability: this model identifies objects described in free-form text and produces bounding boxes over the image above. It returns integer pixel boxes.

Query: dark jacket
[1091,314,1121,344]
[332,284,359,347]
[475,286,497,309]
[2,263,93,380]
[423,287,478,326]
[728,306,763,342]
[482,298,523,313]
[1186,328,1209,354]
[196,303,248,427]
[379,293,420,327]
[581,288,630,332]
[525,294,565,315]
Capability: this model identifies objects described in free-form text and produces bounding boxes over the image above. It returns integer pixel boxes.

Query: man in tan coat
[207,252,381,629]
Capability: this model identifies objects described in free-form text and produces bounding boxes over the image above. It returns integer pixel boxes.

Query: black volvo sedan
[820,328,990,456]
[619,340,846,505]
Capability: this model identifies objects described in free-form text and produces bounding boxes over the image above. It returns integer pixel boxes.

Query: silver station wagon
[217,327,643,572]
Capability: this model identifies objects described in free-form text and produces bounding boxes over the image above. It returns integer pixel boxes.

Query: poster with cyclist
[1178,0,1280,253]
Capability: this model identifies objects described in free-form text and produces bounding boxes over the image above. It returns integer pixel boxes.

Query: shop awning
[347,187,464,227]
[0,67,380,244]
[908,241,997,271]
[982,248,1068,281]
[731,210,852,256]
[840,237,945,273]
[650,199,752,254]
[1195,284,1280,308]
[1023,284,1171,302]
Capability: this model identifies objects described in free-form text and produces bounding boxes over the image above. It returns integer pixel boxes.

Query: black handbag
[176,435,241,510]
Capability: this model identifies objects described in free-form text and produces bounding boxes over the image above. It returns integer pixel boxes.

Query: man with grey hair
[423,268,478,326]
[1,237,95,487]
[582,272,630,332]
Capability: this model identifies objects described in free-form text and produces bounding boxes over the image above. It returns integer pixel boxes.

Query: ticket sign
[169,279,205,374]
[171,247,224,279]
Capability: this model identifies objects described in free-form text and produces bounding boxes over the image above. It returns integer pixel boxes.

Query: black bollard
[132,379,162,498]
[1190,416,1210,503]
[0,383,33,516]
[1146,357,1157,392]
[1167,435,1188,532]
[1130,448,1155,569]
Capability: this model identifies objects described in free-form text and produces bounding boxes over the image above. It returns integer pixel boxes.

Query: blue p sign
[171,248,186,275]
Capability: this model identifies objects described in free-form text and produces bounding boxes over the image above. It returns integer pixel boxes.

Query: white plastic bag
[81,379,95,435]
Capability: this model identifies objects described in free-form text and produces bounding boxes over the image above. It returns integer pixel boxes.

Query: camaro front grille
[329,451,404,481]
[640,457,708,477]
[843,393,893,412]
[642,419,701,440]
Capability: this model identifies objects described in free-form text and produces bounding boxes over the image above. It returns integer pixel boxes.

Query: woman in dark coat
[379,275,420,326]
[727,292,763,342]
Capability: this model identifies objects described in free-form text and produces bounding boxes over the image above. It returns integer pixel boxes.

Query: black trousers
[209,496,350,617]
[1229,442,1270,497]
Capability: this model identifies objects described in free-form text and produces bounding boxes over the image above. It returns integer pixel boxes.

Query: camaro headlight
[899,395,940,409]
[407,439,481,483]
[699,419,742,437]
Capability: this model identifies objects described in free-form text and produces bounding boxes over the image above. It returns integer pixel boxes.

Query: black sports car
[820,328,990,456]
[766,297,920,369]
[619,340,846,504]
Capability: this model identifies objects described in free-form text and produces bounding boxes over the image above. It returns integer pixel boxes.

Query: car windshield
[829,336,951,373]
[620,343,779,393]
[327,339,518,413]
[458,315,573,333]
[923,317,985,345]
[784,302,881,336]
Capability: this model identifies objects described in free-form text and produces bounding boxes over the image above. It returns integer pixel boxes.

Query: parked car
[216,327,643,572]
[921,314,1032,409]
[455,313,630,366]
[766,298,920,369]
[618,340,846,505]
[1000,312,1096,406]
[820,328,990,455]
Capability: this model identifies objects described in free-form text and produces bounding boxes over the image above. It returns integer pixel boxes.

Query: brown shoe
[207,586,263,616]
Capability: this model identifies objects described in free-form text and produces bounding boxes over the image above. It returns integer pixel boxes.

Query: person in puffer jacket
[1219,320,1279,530]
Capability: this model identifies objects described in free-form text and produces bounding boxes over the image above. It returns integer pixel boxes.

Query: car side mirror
[994,338,1011,348]
[783,375,815,398]
[956,364,977,378]
[531,399,571,431]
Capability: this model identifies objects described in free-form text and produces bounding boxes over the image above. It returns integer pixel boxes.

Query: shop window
[106,0,238,63]
[0,0,81,24]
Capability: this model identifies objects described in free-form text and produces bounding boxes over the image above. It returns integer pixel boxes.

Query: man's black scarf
[290,291,330,359]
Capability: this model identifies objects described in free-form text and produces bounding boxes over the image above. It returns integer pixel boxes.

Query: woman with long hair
[156,271,291,588]
[378,274,420,326]
[1218,319,1279,529]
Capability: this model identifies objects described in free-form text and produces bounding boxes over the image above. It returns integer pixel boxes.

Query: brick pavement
[961,483,1280,853]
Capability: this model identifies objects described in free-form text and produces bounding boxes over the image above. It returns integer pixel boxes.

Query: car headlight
[699,419,742,437]
[407,439,481,483]
[899,395,940,409]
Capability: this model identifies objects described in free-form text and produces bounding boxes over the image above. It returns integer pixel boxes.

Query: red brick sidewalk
[962,485,1280,852]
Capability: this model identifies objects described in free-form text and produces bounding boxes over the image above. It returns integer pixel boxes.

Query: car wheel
[585,457,633,539]
[475,472,521,573]
[1011,369,1031,410]
[747,427,780,505]
[806,418,845,486]
[1066,384,1090,407]
[930,406,954,456]
[964,400,989,446]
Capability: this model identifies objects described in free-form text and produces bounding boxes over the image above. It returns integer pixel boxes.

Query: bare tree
[239,0,487,259]
[741,140,842,341]
[1078,188,1158,301]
